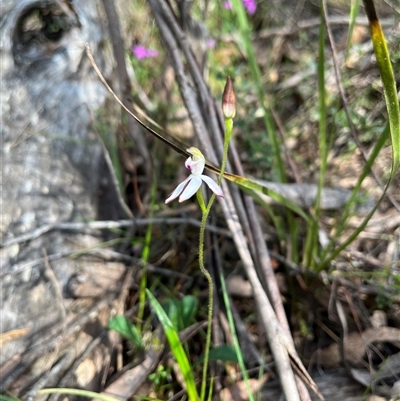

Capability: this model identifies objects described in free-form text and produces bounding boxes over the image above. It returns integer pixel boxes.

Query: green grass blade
[363,1,400,174]
[225,175,310,222]
[320,124,390,268]
[138,154,158,328]
[322,0,400,268]
[146,289,200,401]
[346,0,362,58]
[218,270,256,401]
[304,7,328,268]
[230,0,286,182]
[0,396,20,401]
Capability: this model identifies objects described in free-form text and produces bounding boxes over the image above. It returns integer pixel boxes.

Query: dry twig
[146,1,322,399]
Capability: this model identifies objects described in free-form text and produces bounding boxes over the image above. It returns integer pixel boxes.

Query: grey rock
[0,0,119,378]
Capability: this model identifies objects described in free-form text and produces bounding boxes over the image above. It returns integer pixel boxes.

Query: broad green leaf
[147,290,200,401]
[108,315,143,349]
[162,298,180,330]
[181,295,198,329]
[197,344,239,364]
[162,296,198,332]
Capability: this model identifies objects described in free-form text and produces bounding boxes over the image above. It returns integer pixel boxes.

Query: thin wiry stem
[198,115,233,401]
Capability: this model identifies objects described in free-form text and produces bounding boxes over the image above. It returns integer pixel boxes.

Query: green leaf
[181,295,198,329]
[162,298,180,330]
[363,1,399,173]
[224,174,311,222]
[197,344,239,364]
[162,296,198,332]
[147,290,200,401]
[0,396,20,401]
[369,32,399,173]
[108,315,143,349]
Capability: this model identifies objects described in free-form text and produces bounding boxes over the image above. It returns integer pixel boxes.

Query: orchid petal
[186,158,205,175]
[185,157,193,170]
[200,175,224,198]
[165,175,192,204]
[179,176,202,202]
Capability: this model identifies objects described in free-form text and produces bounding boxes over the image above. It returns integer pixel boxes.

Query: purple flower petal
[200,175,224,198]
[206,38,216,49]
[243,0,257,14]
[132,45,159,60]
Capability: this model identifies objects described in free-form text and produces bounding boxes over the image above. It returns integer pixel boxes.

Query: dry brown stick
[322,0,400,213]
[229,140,292,336]
[246,199,314,401]
[0,218,228,249]
[101,0,152,181]
[25,353,73,401]
[49,335,105,399]
[147,2,307,400]
[211,23,312,401]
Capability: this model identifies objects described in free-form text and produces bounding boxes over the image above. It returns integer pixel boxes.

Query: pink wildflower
[132,45,158,60]
[206,38,216,49]
[243,0,257,14]
[165,147,224,204]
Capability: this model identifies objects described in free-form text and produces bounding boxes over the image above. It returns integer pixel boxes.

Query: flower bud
[222,76,236,119]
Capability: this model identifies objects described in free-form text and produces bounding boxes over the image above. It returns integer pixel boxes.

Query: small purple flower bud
[243,0,257,15]
[222,76,236,119]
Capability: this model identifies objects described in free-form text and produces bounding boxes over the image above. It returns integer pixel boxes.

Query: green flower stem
[218,118,233,185]
[196,190,207,213]
[198,193,215,401]
[198,116,233,401]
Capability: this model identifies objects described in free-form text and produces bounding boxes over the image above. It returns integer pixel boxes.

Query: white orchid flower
[165,147,224,204]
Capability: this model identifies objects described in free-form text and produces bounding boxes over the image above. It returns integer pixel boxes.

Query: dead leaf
[317,327,400,368]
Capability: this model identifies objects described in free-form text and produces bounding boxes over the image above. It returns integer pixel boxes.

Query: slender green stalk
[219,119,232,185]
[138,150,158,327]
[199,114,233,401]
[198,194,215,401]
[346,0,361,59]
[218,267,256,401]
[303,6,327,270]
[230,0,285,182]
